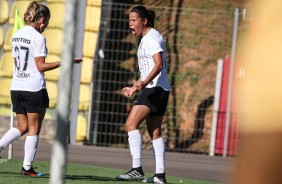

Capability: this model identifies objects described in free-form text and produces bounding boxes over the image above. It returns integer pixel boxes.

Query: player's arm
[13,58,17,67]
[35,56,60,72]
[134,52,163,90]
[35,57,82,72]
[34,35,82,72]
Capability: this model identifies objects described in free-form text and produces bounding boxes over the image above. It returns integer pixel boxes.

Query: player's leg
[21,110,45,177]
[143,116,167,184]
[21,89,48,177]
[116,105,151,181]
[126,105,151,168]
[0,114,27,151]
[0,91,28,151]
[146,116,163,139]
[143,87,169,183]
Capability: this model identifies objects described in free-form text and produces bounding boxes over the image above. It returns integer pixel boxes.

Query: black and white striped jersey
[137,28,170,91]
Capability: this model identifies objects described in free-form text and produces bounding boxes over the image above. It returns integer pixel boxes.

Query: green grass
[0,159,217,184]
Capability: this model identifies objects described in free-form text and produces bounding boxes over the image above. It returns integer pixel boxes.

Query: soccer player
[116,6,170,184]
[0,1,81,177]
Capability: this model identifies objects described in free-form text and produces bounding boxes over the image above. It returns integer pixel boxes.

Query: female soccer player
[116,5,170,184]
[0,1,81,177]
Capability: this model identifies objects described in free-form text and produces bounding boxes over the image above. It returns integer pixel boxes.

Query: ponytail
[146,10,155,28]
[24,1,50,24]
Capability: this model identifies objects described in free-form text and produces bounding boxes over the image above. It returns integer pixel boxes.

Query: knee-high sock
[23,135,39,170]
[0,128,21,150]
[153,137,165,174]
[128,130,142,168]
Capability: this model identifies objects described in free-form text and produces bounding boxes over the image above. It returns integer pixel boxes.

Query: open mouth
[130,28,136,35]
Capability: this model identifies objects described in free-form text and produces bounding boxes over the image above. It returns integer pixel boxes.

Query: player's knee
[27,126,41,136]
[125,122,137,132]
[16,125,28,135]
[152,130,162,140]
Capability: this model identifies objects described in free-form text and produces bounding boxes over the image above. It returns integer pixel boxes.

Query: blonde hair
[24,1,50,24]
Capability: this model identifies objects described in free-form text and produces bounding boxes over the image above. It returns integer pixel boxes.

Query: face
[38,16,50,33]
[129,12,147,36]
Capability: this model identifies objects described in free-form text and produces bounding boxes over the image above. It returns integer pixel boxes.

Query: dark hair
[130,6,155,28]
[24,1,50,24]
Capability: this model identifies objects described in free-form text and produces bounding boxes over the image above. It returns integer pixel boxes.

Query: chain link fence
[0,0,247,155]
[88,0,243,154]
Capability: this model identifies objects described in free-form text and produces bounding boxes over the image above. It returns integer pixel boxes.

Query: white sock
[23,135,39,170]
[128,130,142,168]
[152,146,156,164]
[153,137,165,174]
[0,128,21,150]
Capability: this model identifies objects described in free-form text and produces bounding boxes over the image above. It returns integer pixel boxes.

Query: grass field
[0,159,217,184]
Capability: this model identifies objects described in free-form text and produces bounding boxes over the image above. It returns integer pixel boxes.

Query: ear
[38,17,43,23]
[142,18,148,26]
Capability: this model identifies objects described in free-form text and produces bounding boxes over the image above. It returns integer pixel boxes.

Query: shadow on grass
[65,175,117,182]
[1,172,117,182]
[66,176,181,184]
[0,172,187,184]
[0,171,49,178]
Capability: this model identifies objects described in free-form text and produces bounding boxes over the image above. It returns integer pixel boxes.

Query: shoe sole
[21,172,44,177]
[116,177,144,181]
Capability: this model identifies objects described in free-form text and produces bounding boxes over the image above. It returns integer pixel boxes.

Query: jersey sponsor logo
[12,37,31,44]
[16,71,31,78]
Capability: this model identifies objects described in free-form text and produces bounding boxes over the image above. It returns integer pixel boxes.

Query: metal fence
[0,0,246,155]
[88,0,242,155]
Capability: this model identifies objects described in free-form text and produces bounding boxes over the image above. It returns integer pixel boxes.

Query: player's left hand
[134,81,145,90]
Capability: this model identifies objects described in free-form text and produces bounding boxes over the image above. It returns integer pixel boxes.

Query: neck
[142,27,152,37]
[27,22,40,32]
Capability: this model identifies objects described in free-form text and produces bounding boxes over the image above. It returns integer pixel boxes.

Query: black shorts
[133,87,170,116]
[11,89,49,114]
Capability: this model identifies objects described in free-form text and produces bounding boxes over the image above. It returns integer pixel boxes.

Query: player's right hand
[122,86,137,98]
[73,58,83,63]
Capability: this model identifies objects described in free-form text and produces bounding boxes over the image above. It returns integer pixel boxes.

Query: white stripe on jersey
[137,28,170,91]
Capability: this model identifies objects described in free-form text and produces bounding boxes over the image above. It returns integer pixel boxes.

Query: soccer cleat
[21,167,44,177]
[142,173,167,184]
[116,167,145,181]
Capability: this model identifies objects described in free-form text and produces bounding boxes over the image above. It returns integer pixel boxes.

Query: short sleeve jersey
[137,28,170,91]
[11,26,47,91]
